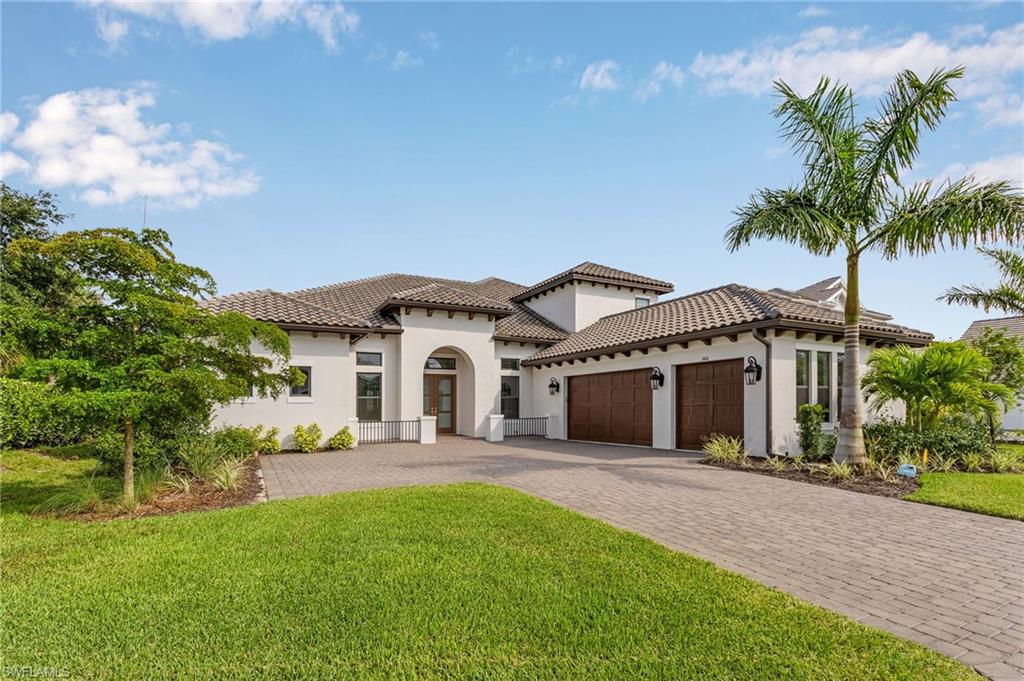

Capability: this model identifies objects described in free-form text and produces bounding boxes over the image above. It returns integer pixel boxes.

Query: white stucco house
[207,264,930,455]
[961,316,1024,431]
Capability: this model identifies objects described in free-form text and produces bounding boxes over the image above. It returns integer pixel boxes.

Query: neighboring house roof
[961,316,1024,344]
[770,275,893,321]
[523,283,932,366]
[511,261,674,302]
[200,289,373,330]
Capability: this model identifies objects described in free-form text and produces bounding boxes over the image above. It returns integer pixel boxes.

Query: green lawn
[1,450,975,680]
[906,471,1024,520]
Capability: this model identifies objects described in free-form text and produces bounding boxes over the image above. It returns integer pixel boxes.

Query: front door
[423,375,456,434]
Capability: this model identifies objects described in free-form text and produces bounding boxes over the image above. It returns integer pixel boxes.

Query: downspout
[753,329,773,456]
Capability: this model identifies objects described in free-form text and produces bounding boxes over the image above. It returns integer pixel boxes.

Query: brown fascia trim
[521,320,778,367]
[492,335,559,346]
[511,274,674,303]
[773,321,932,347]
[277,323,402,335]
[380,301,514,317]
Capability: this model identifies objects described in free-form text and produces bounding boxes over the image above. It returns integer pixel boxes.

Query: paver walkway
[261,437,1024,679]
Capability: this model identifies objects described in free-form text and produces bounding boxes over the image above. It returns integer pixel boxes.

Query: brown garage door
[676,359,744,450]
[568,369,652,446]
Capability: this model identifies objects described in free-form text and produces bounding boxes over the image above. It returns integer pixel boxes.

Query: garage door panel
[676,359,744,450]
[568,370,652,446]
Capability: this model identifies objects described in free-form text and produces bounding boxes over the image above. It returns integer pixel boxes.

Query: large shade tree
[724,67,1024,465]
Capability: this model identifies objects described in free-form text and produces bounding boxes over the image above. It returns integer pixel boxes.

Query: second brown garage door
[568,369,652,446]
[676,359,744,450]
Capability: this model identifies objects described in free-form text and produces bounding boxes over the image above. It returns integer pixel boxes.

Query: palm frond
[724,188,846,255]
[773,78,858,186]
[859,67,964,203]
[942,246,1024,314]
[866,177,1024,258]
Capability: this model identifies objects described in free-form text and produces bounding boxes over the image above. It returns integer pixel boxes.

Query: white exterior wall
[525,281,660,332]
[524,287,576,332]
[529,332,769,454]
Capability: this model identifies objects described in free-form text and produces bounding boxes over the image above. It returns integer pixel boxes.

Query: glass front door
[423,375,456,434]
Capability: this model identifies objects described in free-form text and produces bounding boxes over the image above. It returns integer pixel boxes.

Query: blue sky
[2,1,1022,340]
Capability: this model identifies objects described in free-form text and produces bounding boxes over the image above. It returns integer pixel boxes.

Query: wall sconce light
[548,377,560,395]
[744,356,763,385]
[650,366,665,391]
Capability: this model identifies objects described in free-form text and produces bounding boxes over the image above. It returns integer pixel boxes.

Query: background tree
[943,247,1024,314]
[724,67,1024,465]
[7,228,294,504]
[862,342,1010,432]
[968,327,1024,441]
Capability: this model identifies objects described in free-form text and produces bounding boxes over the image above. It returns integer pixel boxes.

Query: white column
[348,417,360,448]
[545,413,560,439]
[419,416,437,444]
[486,414,504,442]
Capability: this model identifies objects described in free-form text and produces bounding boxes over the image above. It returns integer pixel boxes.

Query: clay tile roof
[382,282,514,314]
[512,261,674,302]
[201,289,372,329]
[961,316,1024,344]
[495,303,570,342]
[523,283,932,365]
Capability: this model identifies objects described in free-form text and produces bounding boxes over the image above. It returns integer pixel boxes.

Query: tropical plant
[176,436,227,481]
[702,434,748,464]
[5,228,295,504]
[944,246,1024,314]
[961,451,985,473]
[862,342,1011,430]
[34,473,119,516]
[293,423,322,453]
[863,418,991,464]
[212,426,260,460]
[766,456,789,473]
[966,327,1024,442]
[163,473,193,495]
[824,460,855,481]
[724,67,1024,465]
[327,426,356,450]
[254,426,281,455]
[988,448,1022,473]
[210,458,245,491]
[796,404,828,460]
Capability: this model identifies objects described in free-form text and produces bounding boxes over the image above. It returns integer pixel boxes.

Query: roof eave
[380,300,514,317]
[276,322,401,335]
[511,274,674,303]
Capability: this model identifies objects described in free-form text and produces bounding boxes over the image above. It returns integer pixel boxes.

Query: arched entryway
[422,346,476,436]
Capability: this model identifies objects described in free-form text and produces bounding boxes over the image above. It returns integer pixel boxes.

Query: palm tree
[862,342,1011,431]
[943,246,1024,314]
[724,67,1024,465]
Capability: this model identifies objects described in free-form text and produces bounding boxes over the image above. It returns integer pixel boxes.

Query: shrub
[961,451,985,473]
[824,461,854,481]
[0,378,97,448]
[176,435,226,480]
[163,473,193,495]
[293,424,322,453]
[211,426,259,460]
[254,426,281,455]
[796,404,829,461]
[135,466,170,505]
[35,474,119,516]
[210,458,245,491]
[766,456,788,473]
[863,419,992,466]
[93,428,171,472]
[327,426,356,450]
[989,448,1022,473]
[702,434,747,464]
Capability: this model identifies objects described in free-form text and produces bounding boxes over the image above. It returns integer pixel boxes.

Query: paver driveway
[261,437,1024,679]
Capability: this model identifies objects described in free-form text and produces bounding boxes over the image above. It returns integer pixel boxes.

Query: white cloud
[689,22,1024,126]
[3,86,259,208]
[952,23,987,41]
[505,46,575,76]
[420,30,440,51]
[939,154,1024,188]
[83,1,359,52]
[391,50,423,71]
[764,146,786,159]
[798,5,831,18]
[633,61,685,102]
[579,60,621,92]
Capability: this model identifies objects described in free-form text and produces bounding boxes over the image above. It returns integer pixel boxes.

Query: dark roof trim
[522,319,931,367]
[380,300,514,317]
[492,335,554,346]
[511,273,673,303]
[278,323,403,335]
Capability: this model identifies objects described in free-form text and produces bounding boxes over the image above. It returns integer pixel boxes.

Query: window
[356,352,382,366]
[425,357,456,370]
[290,366,312,397]
[500,358,520,371]
[837,353,844,418]
[817,351,832,421]
[635,297,651,309]
[795,350,810,409]
[501,375,520,419]
[356,373,382,421]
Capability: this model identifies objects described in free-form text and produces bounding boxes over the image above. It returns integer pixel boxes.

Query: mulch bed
[703,459,919,498]
[67,457,265,522]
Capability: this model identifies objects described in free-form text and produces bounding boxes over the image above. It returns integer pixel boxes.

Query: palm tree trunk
[835,253,868,466]
[123,419,135,504]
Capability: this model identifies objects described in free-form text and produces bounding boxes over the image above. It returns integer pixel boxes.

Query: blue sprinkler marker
[897,463,918,478]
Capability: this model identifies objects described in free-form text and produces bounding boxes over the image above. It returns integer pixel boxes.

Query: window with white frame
[635,297,651,309]
[425,357,456,370]
[356,352,382,366]
[500,358,520,371]
[290,366,312,397]
[795,350,810,409]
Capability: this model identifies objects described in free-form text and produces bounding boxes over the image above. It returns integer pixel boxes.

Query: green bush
[293,424,322,453]
[0,378,97,448]
[796,404,829,461]
[254,426,281,455]
[175,435,227,480]
[863,419,992,466]
[211,426,259,460]
[93,429,171,473]
[327,426,356,450]
[702,434,748,464]
[210,458,245,491]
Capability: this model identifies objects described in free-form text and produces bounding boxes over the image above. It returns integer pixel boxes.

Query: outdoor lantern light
[744,356,763,385]
[650,367,665,391]
[548,377,560,395]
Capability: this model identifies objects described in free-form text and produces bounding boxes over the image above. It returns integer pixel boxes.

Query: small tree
[969,327,1024,441]
[8,228,293,504]
[862,342,1010,431]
